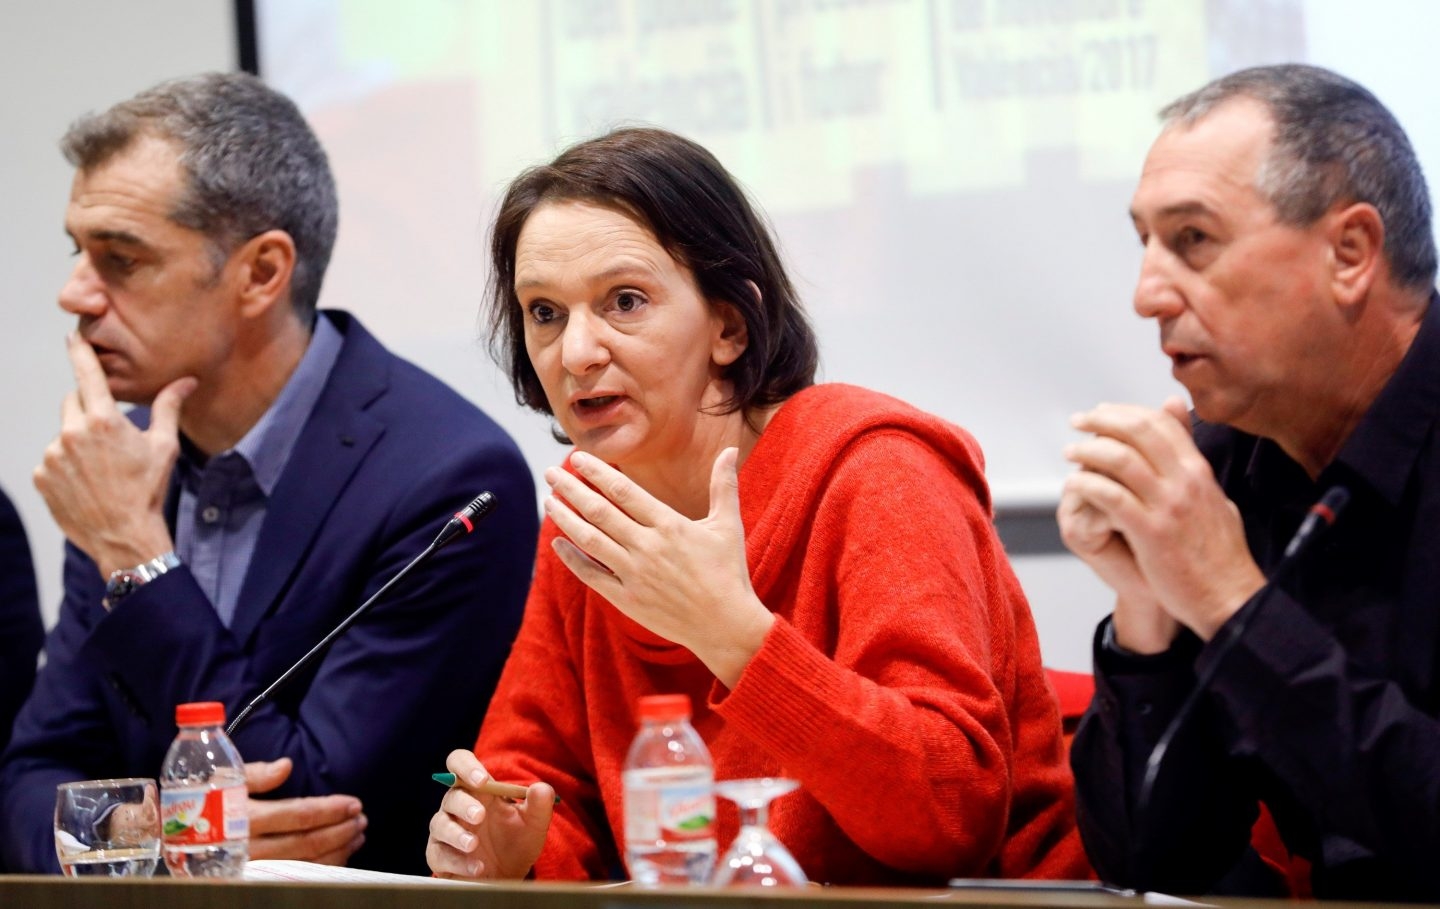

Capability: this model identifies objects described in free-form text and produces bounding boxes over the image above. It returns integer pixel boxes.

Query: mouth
[567,392,627,422]
[84,339,120,363]
[574,394,621,410]
[1161,342,1205,369]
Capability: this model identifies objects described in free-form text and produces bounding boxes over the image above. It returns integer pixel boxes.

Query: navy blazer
[0,311,538,875]
[0,486,43,760]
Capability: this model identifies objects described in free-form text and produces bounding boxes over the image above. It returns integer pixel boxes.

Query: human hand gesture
[1062,398,1264,642]
[245,758,366,865]
[33,333,194,577]
[1057,478,1179,654]
[425,750,555,880]
[544,448,773,688]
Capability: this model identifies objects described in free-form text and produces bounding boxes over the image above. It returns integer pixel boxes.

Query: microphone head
[430,491,499,551]
[461,491,497,523]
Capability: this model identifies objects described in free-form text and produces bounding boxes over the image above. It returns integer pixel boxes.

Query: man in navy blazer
[3,73,537,875]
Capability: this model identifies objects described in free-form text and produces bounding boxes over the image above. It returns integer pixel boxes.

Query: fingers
[248,793,363,836]
[244,757,293,795]
[445,748,487,782]
[440,785,487,830]
[247,798,367,863]
[1071,402,1199,477]
[1064,434,1163,504]
[60,390,84,433]
[241,763,369,864]
[147,375,198,441]
[551,536,619,593]
[66,332,116,415]
[1059,468,1138,533]
[524,782,558,826]
[249,820,366,864]
[1056,485,1116,557]
[426,820,483,878]
[544,487,629,572]
[1161,395,1192,430]
[428,783,485,878]
[566,451,664,526]
[446,749,526,805]
[707,447,741,523]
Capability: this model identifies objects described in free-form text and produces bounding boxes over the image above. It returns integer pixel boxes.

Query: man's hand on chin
[33,333,195,576]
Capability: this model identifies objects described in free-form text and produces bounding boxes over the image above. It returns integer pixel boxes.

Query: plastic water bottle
[623,694,716,885]
[160,702,249,877]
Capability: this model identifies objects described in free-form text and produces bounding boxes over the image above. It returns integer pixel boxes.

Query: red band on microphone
[454,512,474,533]
[1312,503,1337,526]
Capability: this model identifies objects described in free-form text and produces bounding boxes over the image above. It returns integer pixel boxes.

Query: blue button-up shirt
[174,315,343,626]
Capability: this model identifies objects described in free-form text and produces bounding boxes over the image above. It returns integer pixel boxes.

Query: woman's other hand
[425,749,555,880]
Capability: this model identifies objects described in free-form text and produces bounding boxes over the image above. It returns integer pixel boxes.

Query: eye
[526,301,558,325]
[106,252,137,273]
[1174,226,1208,251]
[613,290,646,314]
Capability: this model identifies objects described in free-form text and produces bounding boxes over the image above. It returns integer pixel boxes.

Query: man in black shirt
[1059,64,1440,900]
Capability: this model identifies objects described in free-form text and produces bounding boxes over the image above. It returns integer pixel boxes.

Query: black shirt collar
[1326,290,1440,507]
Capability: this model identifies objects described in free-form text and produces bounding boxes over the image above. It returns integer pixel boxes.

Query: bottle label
[162,785,249,845]
[624,772,715,843]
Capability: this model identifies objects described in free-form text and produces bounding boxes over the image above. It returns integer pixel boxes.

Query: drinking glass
[54,778,161,877]
[711,777,807,887]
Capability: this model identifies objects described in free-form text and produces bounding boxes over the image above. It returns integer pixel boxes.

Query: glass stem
[738,799,770,831]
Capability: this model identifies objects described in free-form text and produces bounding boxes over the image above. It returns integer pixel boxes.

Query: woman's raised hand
[544,448,774,688]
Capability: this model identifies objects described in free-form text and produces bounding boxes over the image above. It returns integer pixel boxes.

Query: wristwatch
[102,551,182,611]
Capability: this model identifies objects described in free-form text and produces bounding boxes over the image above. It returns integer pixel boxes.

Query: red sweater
[475,384,1088,884]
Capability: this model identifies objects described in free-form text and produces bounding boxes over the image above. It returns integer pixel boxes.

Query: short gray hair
[1161,63,1436,292]
[61,72,338,321]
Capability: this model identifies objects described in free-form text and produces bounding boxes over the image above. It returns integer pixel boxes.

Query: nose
[559,309,611,375]
[58,256,108,318]
[1132,241,1185,321]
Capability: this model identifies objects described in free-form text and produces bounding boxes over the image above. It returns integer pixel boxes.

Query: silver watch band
[102,551,182,610]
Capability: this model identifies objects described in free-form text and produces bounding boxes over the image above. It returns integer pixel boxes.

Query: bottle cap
[175,701,226,727]
[637,694,691,721]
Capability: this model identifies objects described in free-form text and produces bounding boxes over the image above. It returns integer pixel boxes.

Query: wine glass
[54,778,161,877]
[712,777,807,887]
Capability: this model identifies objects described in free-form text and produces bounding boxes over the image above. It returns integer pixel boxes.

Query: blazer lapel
[229,315,389,647]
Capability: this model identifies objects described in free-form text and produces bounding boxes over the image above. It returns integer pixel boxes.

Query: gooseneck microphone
[226,492,498,737]
[1128,485,1349,888]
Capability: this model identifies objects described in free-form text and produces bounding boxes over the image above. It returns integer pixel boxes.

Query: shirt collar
[231,312,344,497]
[1324,291,1440,507]
[1239,292,1440,511]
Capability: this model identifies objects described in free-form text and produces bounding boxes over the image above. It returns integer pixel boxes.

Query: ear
[1328,202,1384,307]
[233,229,298,319]
[709,282,754,368]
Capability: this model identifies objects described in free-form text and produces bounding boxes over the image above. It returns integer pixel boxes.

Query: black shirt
[1072,292,1440,901]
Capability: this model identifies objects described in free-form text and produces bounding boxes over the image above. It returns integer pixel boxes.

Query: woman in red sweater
[425,127,1087,885]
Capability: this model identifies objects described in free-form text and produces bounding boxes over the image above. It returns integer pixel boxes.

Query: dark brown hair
[486,127,818,418]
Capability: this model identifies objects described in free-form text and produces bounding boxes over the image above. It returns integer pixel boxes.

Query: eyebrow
[1130,201,1216,223]
[515,262,658,292]
[66,227,153,249]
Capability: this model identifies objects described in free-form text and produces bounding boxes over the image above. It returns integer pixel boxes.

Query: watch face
[101,553,178,611]
[103,573,140,610]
